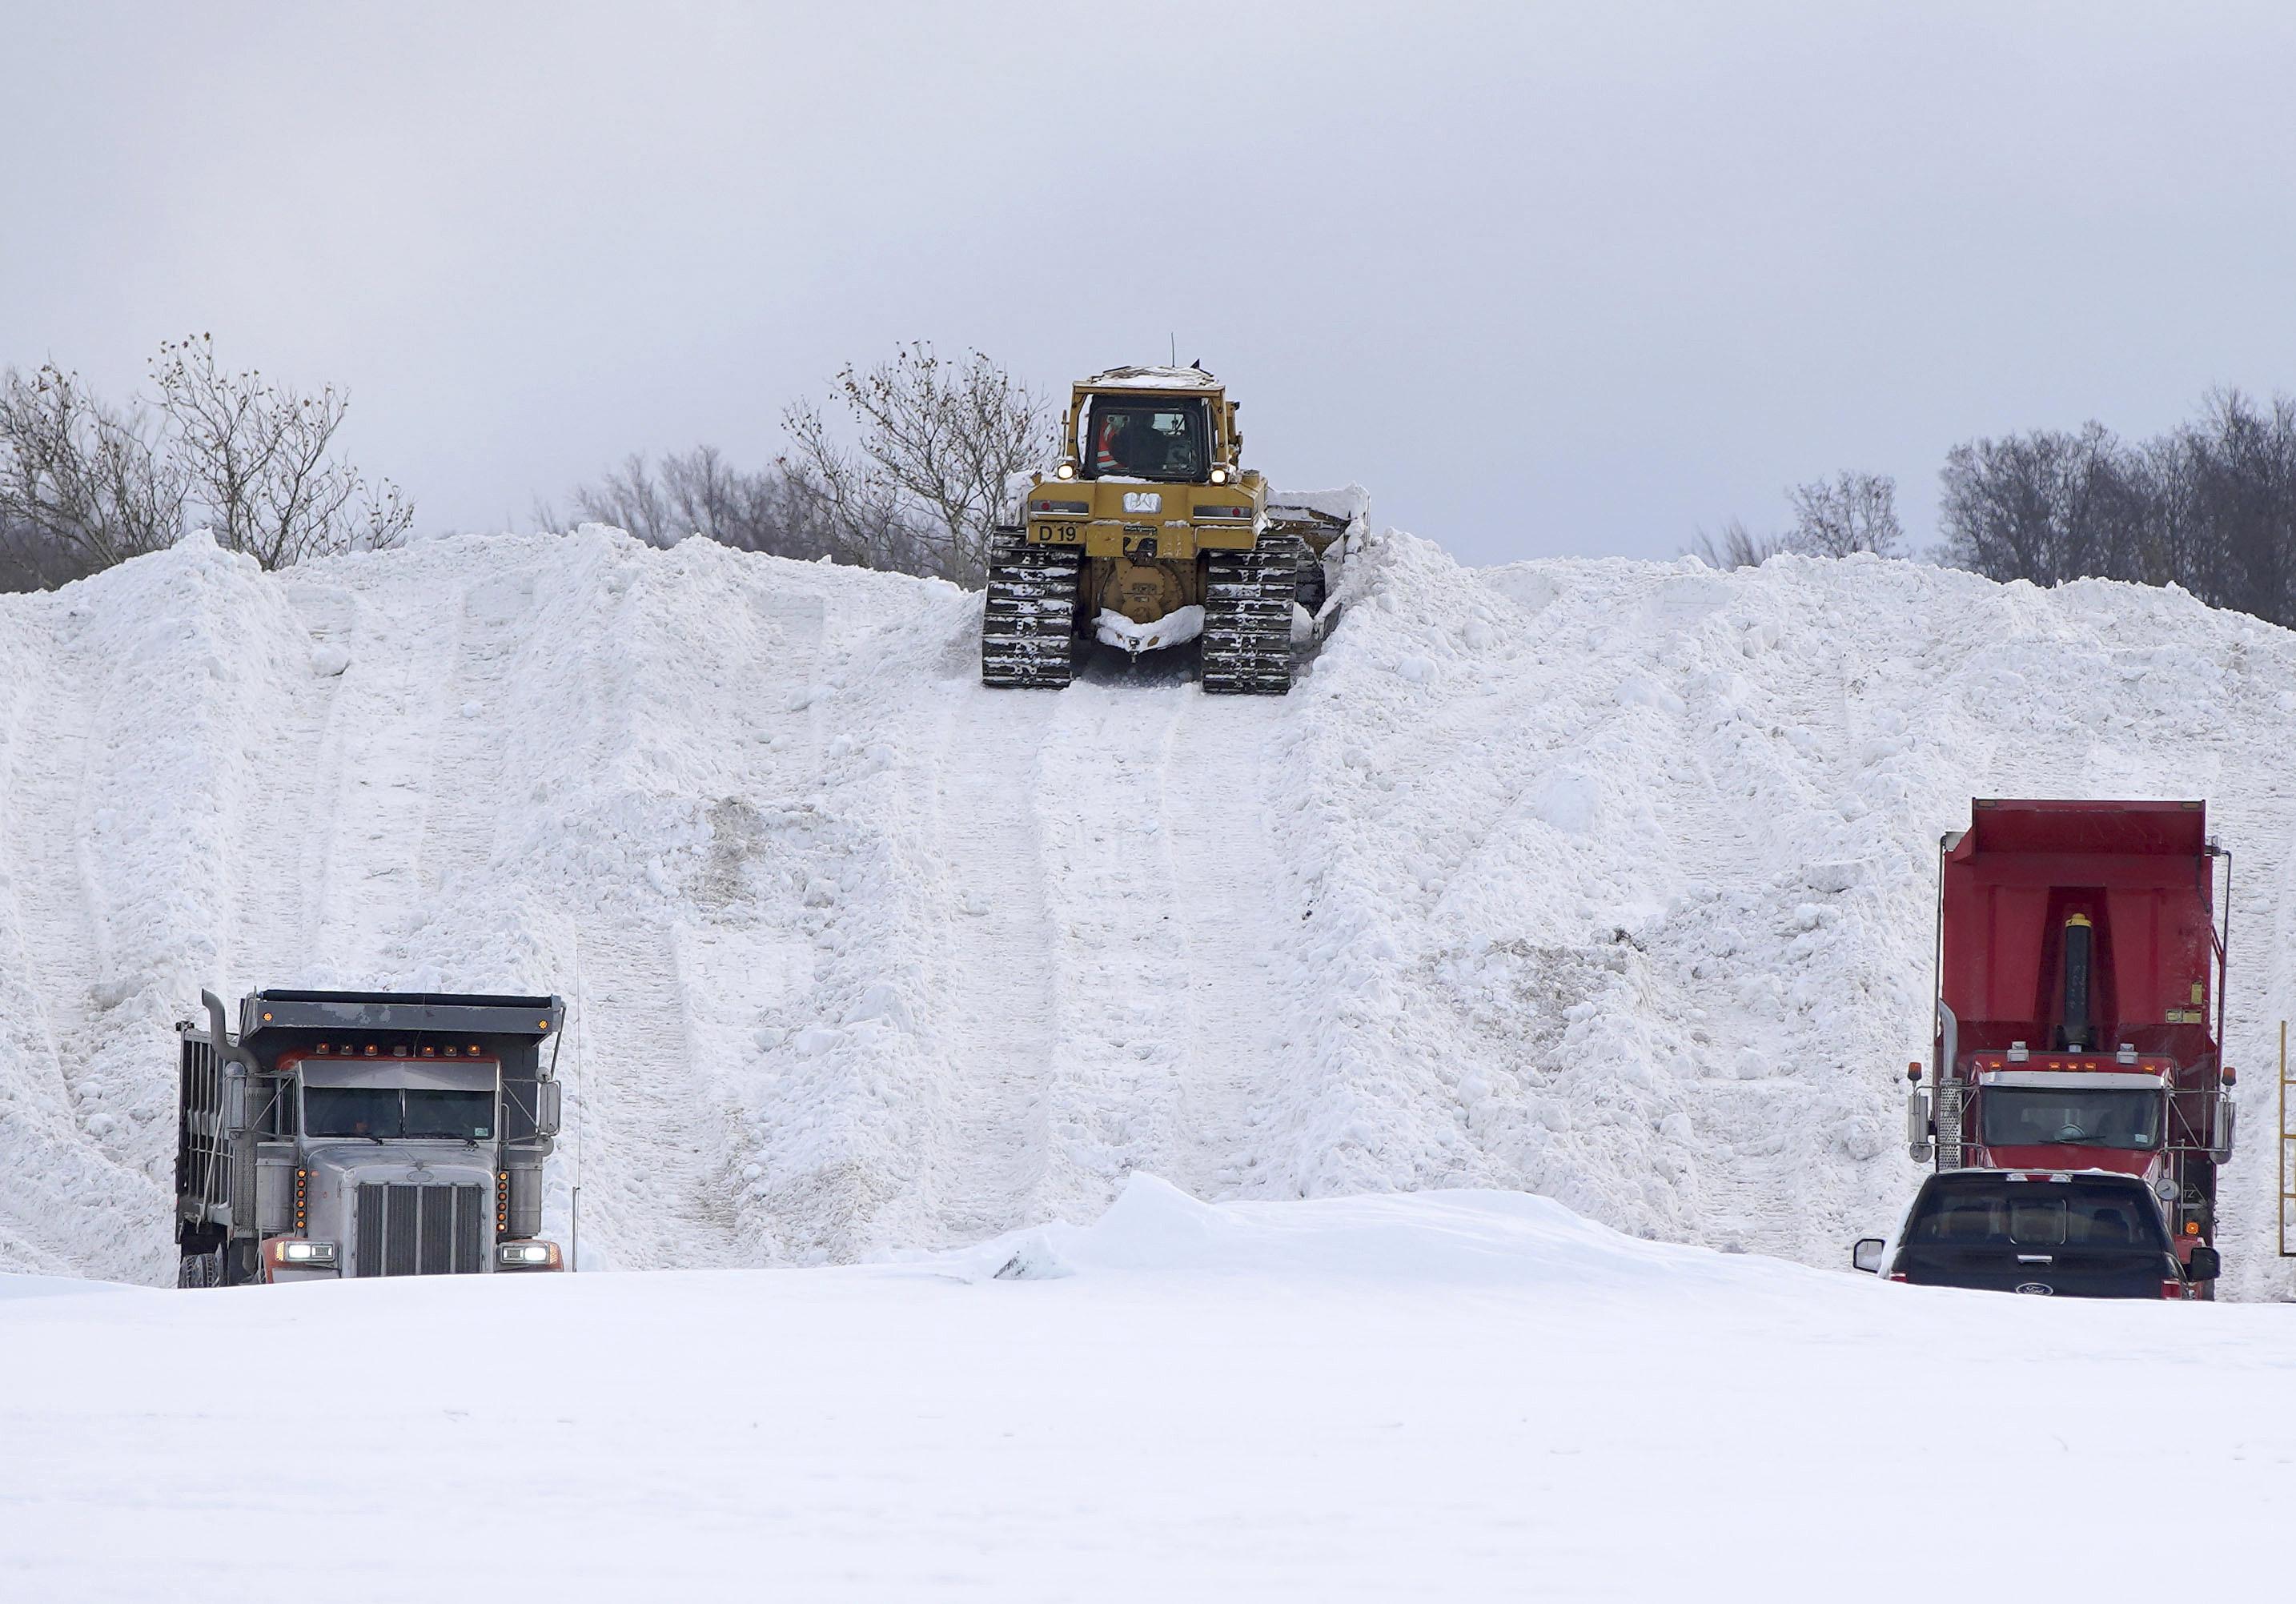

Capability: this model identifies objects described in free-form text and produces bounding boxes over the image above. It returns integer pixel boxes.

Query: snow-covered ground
[5,1180,2291,1602]
[4,524,2296,1297]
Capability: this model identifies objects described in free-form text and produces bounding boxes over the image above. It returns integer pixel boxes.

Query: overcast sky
[9,2,2296,564]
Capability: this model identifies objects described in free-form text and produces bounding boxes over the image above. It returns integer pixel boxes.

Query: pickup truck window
[1979,1087,2161,1150]
[1906,1177,2170,1251]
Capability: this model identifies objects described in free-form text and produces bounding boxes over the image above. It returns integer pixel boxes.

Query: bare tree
[151,334,412,568]
[1786,471,1902,558]
[1693,470,1904,568]
[565,452,676,547]
[1936,393,2296,628]
[0,363,183,574]
[549,445,840,561]
[1690,516,1788,569]
[780,343,1055,583]
[0,514,98,591]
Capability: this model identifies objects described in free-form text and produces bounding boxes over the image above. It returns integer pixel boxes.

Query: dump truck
[981,364,1364,694]
[1902,799,2234,1290]
[175,988,566,1285]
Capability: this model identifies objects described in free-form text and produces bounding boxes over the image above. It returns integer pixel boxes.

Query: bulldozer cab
[1080,395,1210,481]
[1065,367,1236,486]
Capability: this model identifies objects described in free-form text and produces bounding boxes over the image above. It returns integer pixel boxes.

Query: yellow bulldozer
[980,365,1362,694]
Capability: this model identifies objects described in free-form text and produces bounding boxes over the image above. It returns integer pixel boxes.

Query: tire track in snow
[1022,675,1307,1213]
[565,920,748,1269]
[0,612,140,1271]
[1,623,106,1107]
[1663,622,1847,1259]
[1030,680,1198,1213]
[917,682,1066,1241]
[220,583,358,989]
[537,548,811,1272]
[1157,694,1304,1200]
[411,568,535,901]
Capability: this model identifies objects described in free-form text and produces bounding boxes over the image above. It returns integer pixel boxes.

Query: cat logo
[1122,491,1162,515]
[2013,1281,2054,1296]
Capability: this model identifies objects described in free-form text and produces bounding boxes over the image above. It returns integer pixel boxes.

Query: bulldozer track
[1201,530,1302,696]
[981,531,1081,689]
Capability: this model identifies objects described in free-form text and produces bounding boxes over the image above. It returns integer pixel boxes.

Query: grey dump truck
[175,988,566,1286]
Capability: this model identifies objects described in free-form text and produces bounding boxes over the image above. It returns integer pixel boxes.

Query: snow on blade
[2,526,2295,1301]
[1094,604,1203,654]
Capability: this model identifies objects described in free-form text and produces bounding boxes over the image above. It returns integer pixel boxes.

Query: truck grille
[353,1183,487,1276]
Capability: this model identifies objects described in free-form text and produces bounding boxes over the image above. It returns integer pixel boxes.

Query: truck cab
[176,989,566,1285]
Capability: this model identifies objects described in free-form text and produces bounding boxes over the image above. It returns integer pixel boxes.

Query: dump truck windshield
[404,1090,495,1139]
[1085,401,1206,481]
[307,1087,493,1140]
[1905,1177,2170,1250]
[1980,1087,2161,1150]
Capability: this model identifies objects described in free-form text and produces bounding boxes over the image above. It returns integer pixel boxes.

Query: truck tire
[225,1241,259,1288]
[177,1246,223,1289]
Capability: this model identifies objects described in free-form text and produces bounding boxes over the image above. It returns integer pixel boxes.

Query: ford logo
[2013,1281,2054,1296]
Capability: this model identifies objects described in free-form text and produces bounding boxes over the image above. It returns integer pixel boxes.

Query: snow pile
[4,524,2296,1295]
[6,1184,2294,1599]
[956,1171,1768,1292]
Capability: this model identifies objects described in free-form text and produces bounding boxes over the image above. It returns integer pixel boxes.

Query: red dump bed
[1938,799,2221,1085]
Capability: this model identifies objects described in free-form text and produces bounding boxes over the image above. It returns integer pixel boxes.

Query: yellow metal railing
[2281,1021,2294,1257]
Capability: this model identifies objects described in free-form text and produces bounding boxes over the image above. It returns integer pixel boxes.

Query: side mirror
[2213,1101,2237,1164]
[1852,1238,1887,1275]
[536,1081,562,1138]
[2186,1245,2222,1282]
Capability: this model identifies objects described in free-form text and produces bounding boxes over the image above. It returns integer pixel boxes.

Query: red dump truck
[1902,799,2235,1291]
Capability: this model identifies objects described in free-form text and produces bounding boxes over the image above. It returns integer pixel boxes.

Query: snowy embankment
[4,1183,2292,1601]
[3,525,2295,1295]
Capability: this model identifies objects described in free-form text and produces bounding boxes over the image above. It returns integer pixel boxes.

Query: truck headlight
[280,1240,336,1264]
[1210,467,1229,484]
[497,1241,556,1267]
[1054,461,1077,480]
